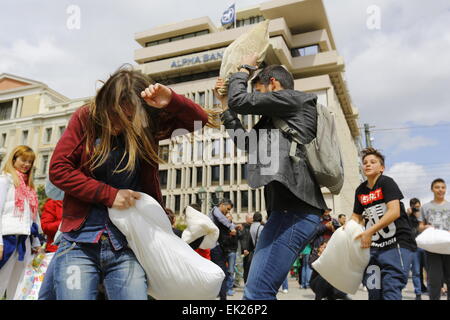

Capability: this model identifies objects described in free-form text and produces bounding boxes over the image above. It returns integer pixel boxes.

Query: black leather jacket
[221,72,327,211]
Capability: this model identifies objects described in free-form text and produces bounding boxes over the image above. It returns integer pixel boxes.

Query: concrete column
[10,99,17,120]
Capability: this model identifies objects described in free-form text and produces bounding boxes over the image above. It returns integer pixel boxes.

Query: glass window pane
[304,45,319,56]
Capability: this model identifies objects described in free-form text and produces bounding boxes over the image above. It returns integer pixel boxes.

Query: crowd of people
[0,60,449,301]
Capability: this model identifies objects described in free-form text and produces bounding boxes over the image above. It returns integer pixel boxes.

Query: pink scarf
[15,170,38,221]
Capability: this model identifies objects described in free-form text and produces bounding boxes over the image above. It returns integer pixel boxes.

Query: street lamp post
[196,186,224,212]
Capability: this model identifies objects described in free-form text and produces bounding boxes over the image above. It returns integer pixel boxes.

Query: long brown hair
[1,145,36,188]
[86,65,220,173]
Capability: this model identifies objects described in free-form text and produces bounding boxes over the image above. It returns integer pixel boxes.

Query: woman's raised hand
[141,83,172,109]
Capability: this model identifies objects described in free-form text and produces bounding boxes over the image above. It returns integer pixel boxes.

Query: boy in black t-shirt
[351,148,417,300]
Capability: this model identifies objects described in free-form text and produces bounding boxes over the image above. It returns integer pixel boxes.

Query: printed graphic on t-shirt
[363,202,397,247]
[423,207,450,231]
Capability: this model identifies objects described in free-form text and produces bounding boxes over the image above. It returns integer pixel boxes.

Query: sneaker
[415,294,422,300]
[282,289,288,294]
[227,290,235,296]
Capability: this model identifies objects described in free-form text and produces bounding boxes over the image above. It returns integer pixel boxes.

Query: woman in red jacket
[40,199,63,253]
[49,65,216,300]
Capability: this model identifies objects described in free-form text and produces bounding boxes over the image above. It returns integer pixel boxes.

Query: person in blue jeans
[300,244,313,289]
[407,197,424,299]
[352,148,417,300]
[217,59,329,300]
[48,67,213,300]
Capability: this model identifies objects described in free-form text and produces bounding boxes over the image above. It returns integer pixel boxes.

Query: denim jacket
[221,72,328,211]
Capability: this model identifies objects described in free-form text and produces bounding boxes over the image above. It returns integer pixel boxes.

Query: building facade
[134,0,363,221]
[0,73,89,186]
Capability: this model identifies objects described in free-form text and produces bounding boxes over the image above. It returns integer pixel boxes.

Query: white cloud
[385,161,450,205]
[374,129,438,154]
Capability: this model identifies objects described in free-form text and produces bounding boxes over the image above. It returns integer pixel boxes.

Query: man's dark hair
[190,203,202,211]
[253,212,263,223]
[431,178,446,189]
[338,214,346,219]
[410,198,421,207]
[251,65,294,90]
[219,198,234,208]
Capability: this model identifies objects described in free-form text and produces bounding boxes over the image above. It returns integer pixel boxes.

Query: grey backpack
[272,104,344,195]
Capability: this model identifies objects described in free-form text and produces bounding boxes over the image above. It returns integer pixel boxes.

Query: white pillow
[312,220,370,294]
[416,227,450,255]
[181,205,219,250]
[218,19,270,96]
[109,194,225,300]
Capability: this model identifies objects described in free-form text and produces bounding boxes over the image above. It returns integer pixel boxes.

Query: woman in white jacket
[0,145,42,299]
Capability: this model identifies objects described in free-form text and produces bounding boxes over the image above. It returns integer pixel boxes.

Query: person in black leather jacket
[215,56,327,300]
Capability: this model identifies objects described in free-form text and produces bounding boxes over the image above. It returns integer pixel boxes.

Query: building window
[241,190,249,212]
[236,15,265,28]
[198,91,206,107]
[196,167,203,185]
[211,165,220,185]
[224,164,230,183]
[163,196,167,206]
[45,128,53,144]
[241,164,248,181]
[159,145,169,162]
[224,191,230,201]
[0,133,6,148]
[175,143,183,163]
[22,130,29,145]
[196,141,203,160]
[0,101,13,121]
[291,45,319,58]
[159,170,168,189]
[175,169,182,188]
[145,29,210,47]
[58,126,66,138]
[225,138,233,158]
[251,189,256,210]
[212,139,220,158]
[41,155,49,175]
[175,195,181,214]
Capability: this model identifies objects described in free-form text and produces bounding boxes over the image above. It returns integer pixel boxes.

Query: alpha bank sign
[170,50,225,69]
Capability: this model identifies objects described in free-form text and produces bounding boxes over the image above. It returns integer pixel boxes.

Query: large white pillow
[312,220,370,294]
[218,19,270,96]
[109,194,225,300]
[416,227,450,255]
[181,205,219,250]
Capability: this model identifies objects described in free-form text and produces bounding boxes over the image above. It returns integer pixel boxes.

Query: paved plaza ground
[226,276,434,300]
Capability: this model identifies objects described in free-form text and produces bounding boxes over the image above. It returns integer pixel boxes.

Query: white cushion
[312,220,371,294]
[181,205,219,250]
[109,194,225,300]
[416,227,450,255]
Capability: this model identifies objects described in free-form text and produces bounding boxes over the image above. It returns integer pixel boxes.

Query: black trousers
[426,251,450,300]
[211,245,229,300]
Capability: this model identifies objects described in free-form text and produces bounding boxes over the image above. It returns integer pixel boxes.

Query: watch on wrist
[238,64,258,73]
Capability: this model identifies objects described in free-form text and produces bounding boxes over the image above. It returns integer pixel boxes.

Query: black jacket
[221,72,328,211]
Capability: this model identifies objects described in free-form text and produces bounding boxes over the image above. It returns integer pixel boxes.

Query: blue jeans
[38,254,56,300]
[364,246,414,300]
[226,251,237,292]
[243,210,320,300]
[53,236,148,300]
[281,276,289,290]
[410,248,423,295]
[301,254,312,288]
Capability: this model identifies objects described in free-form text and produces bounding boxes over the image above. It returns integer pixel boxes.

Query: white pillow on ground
[109,193,225,300]
[181,205,219,250]
[218,19,270,96]
[416,227,450,255]
[312,219,370,294]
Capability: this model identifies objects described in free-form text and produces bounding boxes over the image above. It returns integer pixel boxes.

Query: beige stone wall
[20,94,41,117]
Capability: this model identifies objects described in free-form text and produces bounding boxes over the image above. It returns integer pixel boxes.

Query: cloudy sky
[1,0,449,205]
